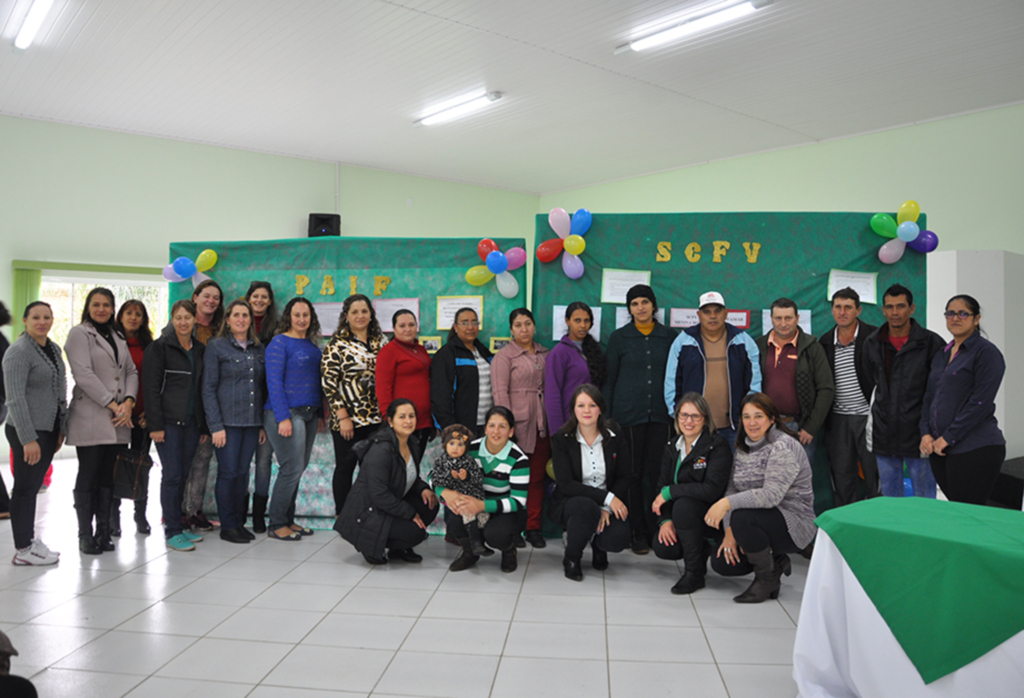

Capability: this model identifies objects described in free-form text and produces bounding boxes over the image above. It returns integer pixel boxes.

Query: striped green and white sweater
[434,436,530,514]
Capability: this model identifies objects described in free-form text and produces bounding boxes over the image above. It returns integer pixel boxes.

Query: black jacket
[142,333,206,433]
[604,321,678,427]
[863,319,945,457]
[655,431,733,523]
[819,320,877,406]
[549,424,631,525]
[430,338,492,430]
[335,427,429,559]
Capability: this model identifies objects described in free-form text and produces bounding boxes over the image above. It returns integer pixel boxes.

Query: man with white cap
[664,291,761,448]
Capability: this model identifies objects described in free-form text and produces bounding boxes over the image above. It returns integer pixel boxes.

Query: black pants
[650,496,713,560]
[930,444,1006,506]
[6,426,60,550]
[386,489,440,551]
[411,427,434,465]
[623,421,671,542]
[331,424,378,515]
[448,509,527,552]
[825,413,879,505]
[560,496,631,561]
[75,443,121,492]
[709,508,800,577]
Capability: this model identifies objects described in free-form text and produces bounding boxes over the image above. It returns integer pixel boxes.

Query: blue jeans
[876,455,936,498]
[265,407,318,528]
[253,437,275,498]
[156,418,201,538]
[718,426,737,453]
[215,426,261,530]
[783,420,817,466]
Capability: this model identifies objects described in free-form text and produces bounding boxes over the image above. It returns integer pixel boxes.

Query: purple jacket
[920,332,1005,454]
[544,336,591,433]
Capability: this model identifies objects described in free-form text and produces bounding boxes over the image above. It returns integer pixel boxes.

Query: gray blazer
[65,322,138,447]
[1,334,67,444]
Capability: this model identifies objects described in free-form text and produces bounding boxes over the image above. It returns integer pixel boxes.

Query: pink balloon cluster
[464,239,526,299]
[870,200,939,265]
[536,208,592,280]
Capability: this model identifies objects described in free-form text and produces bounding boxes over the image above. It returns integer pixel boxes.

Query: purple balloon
[162,264,186,283]
[505,247,527,271]
[562,252,585,279]
[907,229,939,253]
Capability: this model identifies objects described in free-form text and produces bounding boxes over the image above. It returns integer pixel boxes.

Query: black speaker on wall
[308,213,341,237]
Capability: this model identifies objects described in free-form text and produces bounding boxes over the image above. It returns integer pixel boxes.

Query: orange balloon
[536,238,564,263]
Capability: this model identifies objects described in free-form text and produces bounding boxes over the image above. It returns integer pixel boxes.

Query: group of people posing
[1,280,1004,604]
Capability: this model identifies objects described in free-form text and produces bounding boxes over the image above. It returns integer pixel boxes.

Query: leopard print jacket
[321,331,388,430]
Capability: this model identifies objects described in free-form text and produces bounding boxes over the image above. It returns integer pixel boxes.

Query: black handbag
[112,449,153,501]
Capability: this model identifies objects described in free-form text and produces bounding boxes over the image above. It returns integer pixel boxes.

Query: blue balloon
[485,250,508,275]
[570,208,592,237]
[896,221,920,243]
[172,256,198,279]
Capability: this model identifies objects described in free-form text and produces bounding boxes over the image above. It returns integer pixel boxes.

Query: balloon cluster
[870,200,939,265]
[537,208,592,280]
[465,239,526,299]
[163,249,219,286]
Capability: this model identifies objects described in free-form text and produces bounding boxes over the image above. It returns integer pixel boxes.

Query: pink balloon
[505,247,527,271]
[878,239,907,265]
[548,208,571,239]
[562,252,585,279]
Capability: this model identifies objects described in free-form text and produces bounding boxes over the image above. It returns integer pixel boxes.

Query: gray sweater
[1,334,67,444]
[724,426,817,549]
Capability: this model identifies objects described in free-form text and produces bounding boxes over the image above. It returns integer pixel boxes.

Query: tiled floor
[0,463,804,697]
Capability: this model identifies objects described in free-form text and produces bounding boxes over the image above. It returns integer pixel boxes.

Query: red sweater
[126,336,146,416]
[375,339,432,430]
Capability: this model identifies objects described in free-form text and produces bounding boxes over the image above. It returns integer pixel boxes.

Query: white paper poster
[437,296,483,331]
[552,305,602,342]
[600,268,652,305]
[670,308,699,328]
[827,269,878,305]
[373,298,420,332]
[313,302,345,337]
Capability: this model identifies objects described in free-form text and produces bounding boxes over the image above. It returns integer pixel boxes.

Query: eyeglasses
[943,311,976,319]
[678,413,704,423]
[457,320,480,327]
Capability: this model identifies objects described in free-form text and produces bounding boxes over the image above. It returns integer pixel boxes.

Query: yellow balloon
[195,249,218,272]
[896,200,920,225]
[564,234,586,256]
[465,265,495,286]
[545,459,555,480]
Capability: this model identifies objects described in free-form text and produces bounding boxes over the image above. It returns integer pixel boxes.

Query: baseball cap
[698,291,725,309]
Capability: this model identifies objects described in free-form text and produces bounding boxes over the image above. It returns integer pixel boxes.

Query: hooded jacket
[755,328,835,437]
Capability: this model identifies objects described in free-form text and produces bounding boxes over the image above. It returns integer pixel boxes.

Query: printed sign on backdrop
[437,296,483,331]
[552,305,602,342]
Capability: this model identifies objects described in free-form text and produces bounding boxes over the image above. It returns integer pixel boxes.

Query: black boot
[500,545,518,573]
[671,528,708,595]
[135,497,151,535]
[591,538,608,571]
[733,548,781,603]
[251,494,269,534]
[74,491,101,555]
[110,499,122,537]
[95,488,116,551]
[563,556,583,582]
[448,538,480,572]
[467,521,492,557]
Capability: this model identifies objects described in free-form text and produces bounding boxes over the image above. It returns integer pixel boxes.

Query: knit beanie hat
[626,284,658,312]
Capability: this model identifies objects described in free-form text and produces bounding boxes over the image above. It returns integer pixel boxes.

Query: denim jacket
[202,337,266,432]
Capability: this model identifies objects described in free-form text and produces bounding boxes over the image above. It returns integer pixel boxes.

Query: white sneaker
[12,542,59,566]
[32,539,60,559]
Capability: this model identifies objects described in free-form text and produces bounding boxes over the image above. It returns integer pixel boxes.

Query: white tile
[53,630,197,675]
[163,576,272,606]
[423,591,519,621]
[610,660,729,697]
[84,573,197,600]
[261,645,394,692]
[302,613,415,650]
[27,595,156,629]
[0,564,49,591]
[607,625,714,663]
[0,589,77,622]
[132,553,230,577]
[360,564,448,591]
[335,587,434,617]
[503,621,607,660]
[403,617,509,656]
[704,627,798,665]
[248,582,352,613]
[493,656,609,698]
[375,650,500,698]
[694,598,796,628]
[2,623,106,665]
[605,595,701,627]
[115,601,240,636]
[204,557,300,583]
[513,593,605,625]
[208,607,325,643]
[156,637,294,683]
[10,566,124,594]
[248,688,367,698]
[697,574,758,600]
[520,564,604,596]
[124,676,254,697]
[279,560,372,587]
[601,562,685,597]
[435,566,527,594]
[719,663,799,698]
[29,667,144,697]
[237,539,327,562]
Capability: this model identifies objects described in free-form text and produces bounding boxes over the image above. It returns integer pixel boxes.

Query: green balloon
[870,213,898,238]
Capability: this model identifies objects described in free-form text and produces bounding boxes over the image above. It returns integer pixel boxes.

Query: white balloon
[877,239,906,265]
[191,271,212,288]
[495,271,519,299]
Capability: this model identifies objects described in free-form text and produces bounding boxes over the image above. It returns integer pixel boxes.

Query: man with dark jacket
[863,284,945,497]
[755,298,834,464]
[819,288,878,505]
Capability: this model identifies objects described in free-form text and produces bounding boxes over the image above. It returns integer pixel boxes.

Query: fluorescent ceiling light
[618,0,769,53]
[415,91,502,127]
[14,0,55,50]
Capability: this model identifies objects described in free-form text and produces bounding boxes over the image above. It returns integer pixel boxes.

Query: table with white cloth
[793,497,1024,698]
